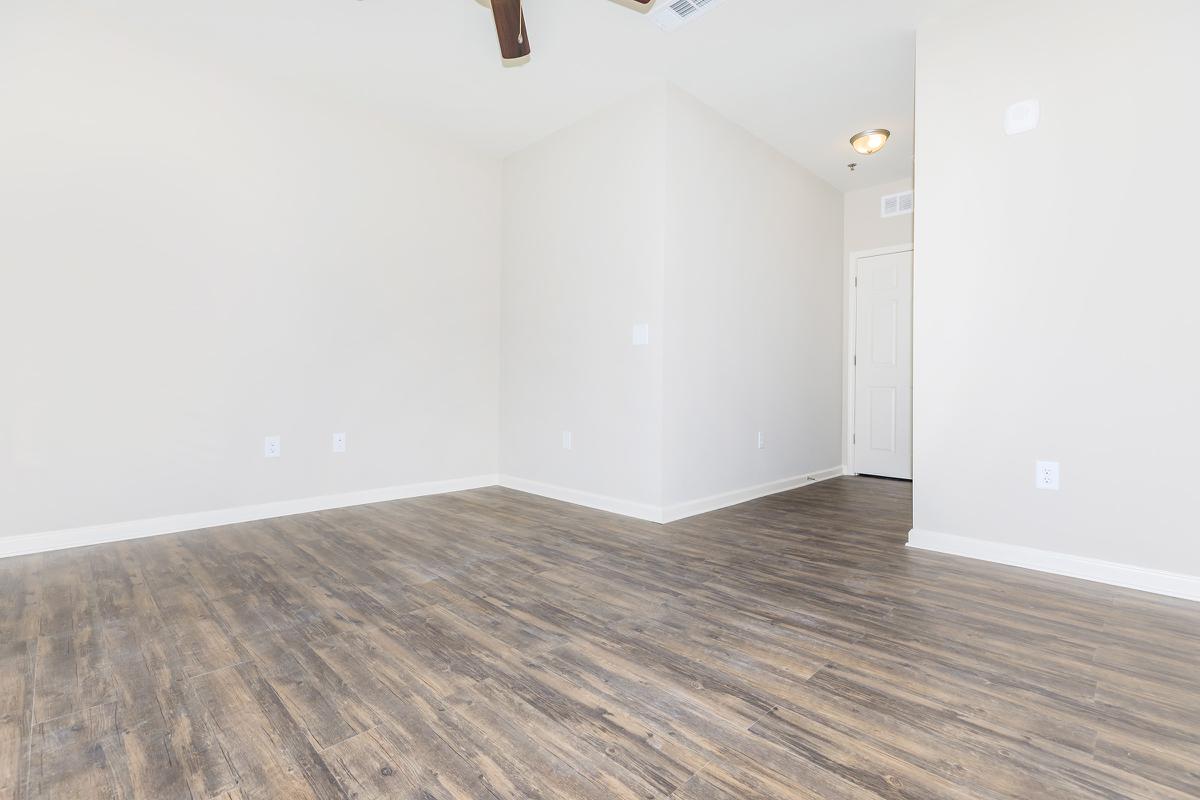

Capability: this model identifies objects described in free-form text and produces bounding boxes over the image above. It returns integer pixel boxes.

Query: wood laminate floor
[1,477,1198,799]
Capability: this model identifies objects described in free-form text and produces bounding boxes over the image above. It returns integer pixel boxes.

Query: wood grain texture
[488,0,530,62]
[0,477,1196,799]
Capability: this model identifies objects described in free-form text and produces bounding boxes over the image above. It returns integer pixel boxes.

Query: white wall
[913,0,1200,584]
[0,9,855,544]
[499,89,666,513]
[1,10,502,539]
[844,177,913,256]
[662,89,844,510]
[501,86,843,519]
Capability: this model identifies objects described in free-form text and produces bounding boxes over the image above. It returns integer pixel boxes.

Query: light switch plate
[264,435,281,458]
[1004,99,1040,135]
[632,323,650,347]
[333,432,346,453]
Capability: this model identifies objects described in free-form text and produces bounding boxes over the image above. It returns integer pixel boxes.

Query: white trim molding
[499,467,845,525]
[2,469,855,560]
[661,466,845,523]
[908,528,1200,602]
[496,476,664,523]
[0,474,500,560]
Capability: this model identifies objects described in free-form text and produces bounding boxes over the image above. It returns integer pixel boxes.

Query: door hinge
[853,354,857,365]
[852,433,856,444]
[854,276,858,287]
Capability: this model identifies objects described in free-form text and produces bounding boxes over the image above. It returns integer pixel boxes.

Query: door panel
[868,388,896,452]
[854,250,912,479]
[871,300,898,366]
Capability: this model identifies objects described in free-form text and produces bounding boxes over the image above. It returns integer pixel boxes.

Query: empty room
[2,0,1198,798]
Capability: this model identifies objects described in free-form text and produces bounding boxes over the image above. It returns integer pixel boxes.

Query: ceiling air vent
[881,190,914,218]
[652,0,724,32]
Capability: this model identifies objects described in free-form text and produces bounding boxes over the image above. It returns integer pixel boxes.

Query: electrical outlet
[332,432,346,453]
[757,431,766,450]
[264,435,281,458]
[1035,460,1059,490]
[562,431,573,450]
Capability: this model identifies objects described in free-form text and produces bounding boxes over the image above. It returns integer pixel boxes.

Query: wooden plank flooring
[0,476,1197,799]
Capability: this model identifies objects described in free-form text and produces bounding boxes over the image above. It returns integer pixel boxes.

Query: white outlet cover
[264,435,281,458]
[631,323,650,347]
[1035,460,1060,490]
[1004,99,1040,135]
[562,431,573,450]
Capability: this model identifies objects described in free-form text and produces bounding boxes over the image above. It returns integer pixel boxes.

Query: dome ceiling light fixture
[850,129,891,156]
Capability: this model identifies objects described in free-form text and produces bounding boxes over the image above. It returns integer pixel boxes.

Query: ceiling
[14,0,960,190]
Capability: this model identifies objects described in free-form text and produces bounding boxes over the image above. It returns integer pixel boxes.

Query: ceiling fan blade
[488,0,531,65]
[607,0,657,12]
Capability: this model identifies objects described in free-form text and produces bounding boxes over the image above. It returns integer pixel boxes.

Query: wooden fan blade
[489,0,531,65]
[607,0,657,13]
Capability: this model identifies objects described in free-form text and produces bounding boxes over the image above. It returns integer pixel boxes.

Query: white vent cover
[881,190,914,218]
[651,0,724,32]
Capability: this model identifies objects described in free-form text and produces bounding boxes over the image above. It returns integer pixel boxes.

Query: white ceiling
[34,0,958,190]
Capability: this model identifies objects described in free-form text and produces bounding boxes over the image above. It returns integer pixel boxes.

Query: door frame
[845,244,913,476]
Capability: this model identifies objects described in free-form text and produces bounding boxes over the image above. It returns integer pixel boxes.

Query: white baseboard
[0,474,501,560]
[660,466,845,523]
[907,528,1200,602]
[2,467,855,559]
[497,467,846,526]
[496,475,663,523]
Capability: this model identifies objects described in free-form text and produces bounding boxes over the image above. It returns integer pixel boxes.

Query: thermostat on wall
[1004,99,1040,135]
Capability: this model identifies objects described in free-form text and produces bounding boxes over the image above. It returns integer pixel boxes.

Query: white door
[853,250,913,479]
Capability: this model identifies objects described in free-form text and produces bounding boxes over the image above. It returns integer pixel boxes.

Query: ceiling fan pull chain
[517,0,524,44]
